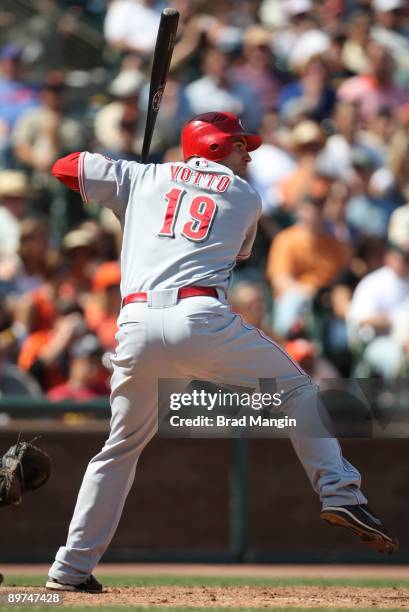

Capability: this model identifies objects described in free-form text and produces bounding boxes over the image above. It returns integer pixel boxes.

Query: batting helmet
[181,112,262,162]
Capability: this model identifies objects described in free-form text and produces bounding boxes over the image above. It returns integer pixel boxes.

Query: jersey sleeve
[79,152,137,217]
[51,152,81,192]
[237,192,262,261]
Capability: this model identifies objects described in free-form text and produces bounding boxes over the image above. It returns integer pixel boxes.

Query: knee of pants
[96,419,158,464]
[268,375,318,416]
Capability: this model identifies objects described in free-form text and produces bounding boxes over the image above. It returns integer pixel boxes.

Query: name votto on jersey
[170,165,231,193]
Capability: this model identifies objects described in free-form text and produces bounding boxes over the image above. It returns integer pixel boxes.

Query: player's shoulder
[87,153,161,180]
[234,173,259,195]
[234,175,262,211]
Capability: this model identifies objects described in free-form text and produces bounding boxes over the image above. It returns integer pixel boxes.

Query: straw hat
[0,171,30,198]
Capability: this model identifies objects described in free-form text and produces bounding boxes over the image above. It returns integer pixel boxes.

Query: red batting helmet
[181,112,262,162]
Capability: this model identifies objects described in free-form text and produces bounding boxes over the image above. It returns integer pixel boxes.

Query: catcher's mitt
[0,438,51,507]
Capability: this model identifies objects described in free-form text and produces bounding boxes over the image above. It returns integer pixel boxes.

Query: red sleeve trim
[51,152,81,192]
[78,151,89,203]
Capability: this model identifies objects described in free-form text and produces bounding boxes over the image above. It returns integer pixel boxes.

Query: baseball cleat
[321,504,399,554]
[45,574,103,593]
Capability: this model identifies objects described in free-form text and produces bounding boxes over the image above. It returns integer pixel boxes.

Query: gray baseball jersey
[78,152,261,294]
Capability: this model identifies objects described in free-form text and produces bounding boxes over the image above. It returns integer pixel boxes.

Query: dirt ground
[3,565,409,608]
[3,584,409,608]
[4,563,409,578]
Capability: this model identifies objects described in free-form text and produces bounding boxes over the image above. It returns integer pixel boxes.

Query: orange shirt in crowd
[267,225,349,295]
[84,300,118,350]
[18,329,66,389]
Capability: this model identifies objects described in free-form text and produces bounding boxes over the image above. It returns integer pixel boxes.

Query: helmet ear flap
[206,135,232,160]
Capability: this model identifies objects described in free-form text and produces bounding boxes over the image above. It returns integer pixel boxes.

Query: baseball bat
[141,7,180,163]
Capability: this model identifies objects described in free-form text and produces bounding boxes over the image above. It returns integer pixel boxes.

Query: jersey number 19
[158,188,217,242]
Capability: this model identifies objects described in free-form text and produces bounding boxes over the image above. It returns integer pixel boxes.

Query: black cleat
[321,504,399,554]
[45,574,103,593]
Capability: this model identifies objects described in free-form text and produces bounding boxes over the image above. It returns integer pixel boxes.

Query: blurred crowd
[0,0,408,400]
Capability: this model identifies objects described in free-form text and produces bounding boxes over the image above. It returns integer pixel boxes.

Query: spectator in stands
[277,120,328,214]
[185,47,261,131]
[12,71,84,173]
[319,101,363,181]
[103,0,160,58]
[79,220,119,263]
[247,109,296,217]
[347,242,409,377]
[342,10,372,76]
[13,264,60,340]
[346,149,397,239]
[279,53,336,123]
[267,195,350,336]
[58,228,98,303]
[18,301,88,391]
[322,180,354,245]
[229,281,281,344]
[0,293,42,395]
[85,261,121,350]
[171,0,244,71]
[337,40,409,122]
[0,43,38,166]
[0,170,31,254]
[94,68,145,158]
[12,218,52,295]
[371,0,409,76]
[196,0,246,50]
[246,109,295,259]
[270,0,316,67]
[47,334,109,401]
[353,236,388,279]
[0,172,36,297]
[231,26,279,114]
[358,106,396,168]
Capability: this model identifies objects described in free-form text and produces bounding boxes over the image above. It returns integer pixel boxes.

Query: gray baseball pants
[49,292,366,583]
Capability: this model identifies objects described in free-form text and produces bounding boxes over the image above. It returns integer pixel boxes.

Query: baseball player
[46,112,397,593]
